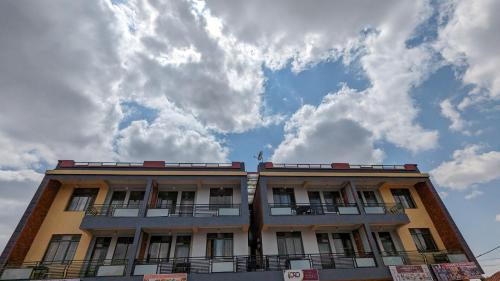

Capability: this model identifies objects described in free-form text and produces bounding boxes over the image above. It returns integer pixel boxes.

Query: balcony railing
[269,203,360,216]
[85,204,241,217]
[362,203,405,215]
[86,203,142,217]
[146,204,241,217]
[133,253,376,275]
[380,251,469,266]
[0,259,127,280]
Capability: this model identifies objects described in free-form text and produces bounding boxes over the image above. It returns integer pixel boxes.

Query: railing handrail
[150,203,241,208]
[268,202,357,207]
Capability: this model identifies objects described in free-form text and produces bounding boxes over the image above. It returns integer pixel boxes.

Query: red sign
[389,265,434,281]
[284,269,319,281]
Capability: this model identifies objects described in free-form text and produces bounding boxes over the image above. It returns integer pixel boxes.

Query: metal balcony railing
[86,203,143,217]
[268,203,360,216]
[380,251,469,266]
[133,253,376,275]
[85,204,241,217]
[362,203,405,215]
[0,259,128,280]
[146,204,241,217]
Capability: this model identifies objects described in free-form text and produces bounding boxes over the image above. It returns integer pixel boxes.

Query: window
[148,236,172,261]
[331,233,355,256]
[391,189,416,208]
[378,232,397,253]
[273,188,296,205]
[209,188,233,206]
[174,236,191,258]
[157,191,178,208]
[357,190,379,205]
[128,191,145,206]
[43,235,81,263]
[277,232,304,256]
[206,233,233,257]
[410,229,438,252]
[66,188,98,211]
[316,233,331,254]
[112,237,134,261]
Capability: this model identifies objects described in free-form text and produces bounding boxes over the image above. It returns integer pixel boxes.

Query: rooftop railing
[57,160,242,169]
[269,203,360,216]
[262,162,418,171]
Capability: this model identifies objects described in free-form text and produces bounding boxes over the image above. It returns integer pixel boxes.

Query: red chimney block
[143,161,165,168]
[331,163,350,169]
[231,162,242,169]
[264,162,274,169]
[58,160,75,168]
[404,164,418,171]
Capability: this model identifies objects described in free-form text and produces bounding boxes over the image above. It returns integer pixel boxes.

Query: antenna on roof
[254,151,264,163]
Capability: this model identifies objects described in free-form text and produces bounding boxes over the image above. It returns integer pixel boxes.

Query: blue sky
[1,0,500,276]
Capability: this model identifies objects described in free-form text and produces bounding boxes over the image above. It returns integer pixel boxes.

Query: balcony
[380,251,469,266]
[269,203,360,216]
[81,203,247,231]
[362,203,410,225]
[0,259,128,280]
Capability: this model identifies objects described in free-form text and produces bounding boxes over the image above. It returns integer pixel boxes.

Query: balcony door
[174,236,191,258]
[147,236,172,262]
[273,188,296,206]
[277,232,304,256]
[332,233,355,256]
[323,191,343,212]
[110,190,145,207]
[87,237,111,276]
[179,191,195,216]
[157,191,178,213]
[357,191,379,206]
[206,233,233,257]
[112,237,134,262]
[307,192,322,214]
[316,233,333,269]
[209,188,233,210]
[378,232,397,253]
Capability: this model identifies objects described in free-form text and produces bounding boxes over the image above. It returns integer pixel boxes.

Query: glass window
[378,232,397,253]
[206,233,233,257]
[209,188,233,206]
[277,232,304,256]
[110,191,127,206]
[332,233,355,256]
[273,188,296,205]
[410,228,438,252]
[66,189,98,211]
[148,236,172,261]
[174,236,191,258]
[112,237,134,261]
[128,191,145,206]
[357,190,379,205]
[316,233,331,254]
[43,235,81,263]
[391,189,416,208]
[157,191,178,209]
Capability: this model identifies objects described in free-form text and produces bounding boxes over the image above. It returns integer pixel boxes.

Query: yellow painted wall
[24,181,108,262]
[379,184,446,252]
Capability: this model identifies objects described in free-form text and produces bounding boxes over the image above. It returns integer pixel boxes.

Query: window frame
[42,234,81,264]
[206,233,233,258]
[391,188,417,209]
[65,188,99,212]
[409,228,438,252]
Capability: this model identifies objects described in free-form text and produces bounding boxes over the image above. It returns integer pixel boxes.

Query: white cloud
[116,100,228,162]
[440,99,468,132]
[464,190,483,200]
[436,0,500,99]
[496,214,500,222]
[439,191,449,198]
[431,145,500,190]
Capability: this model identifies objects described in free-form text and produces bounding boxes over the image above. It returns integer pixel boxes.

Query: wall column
[126,227,142,276]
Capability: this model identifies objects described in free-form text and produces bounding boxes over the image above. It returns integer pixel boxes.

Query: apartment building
[0,160,482,281]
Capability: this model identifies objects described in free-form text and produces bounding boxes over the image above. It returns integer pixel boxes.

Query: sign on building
[283,269,319,281]
[143,273,188,281]
[431,262,482,281]
[389,265,434,281]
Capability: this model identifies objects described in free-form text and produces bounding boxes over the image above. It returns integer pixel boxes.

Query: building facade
[0,160,482,281]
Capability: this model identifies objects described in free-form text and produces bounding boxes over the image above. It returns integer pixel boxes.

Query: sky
[0,0,500,275]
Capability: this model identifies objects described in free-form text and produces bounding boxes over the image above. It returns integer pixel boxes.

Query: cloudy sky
[1,0,500,275]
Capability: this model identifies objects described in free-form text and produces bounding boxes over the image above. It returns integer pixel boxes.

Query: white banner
[389,265,434,281]
[283,269,319,281]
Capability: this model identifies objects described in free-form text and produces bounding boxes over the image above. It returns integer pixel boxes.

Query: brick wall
[5,179,61,265]
[414,181,464,251]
